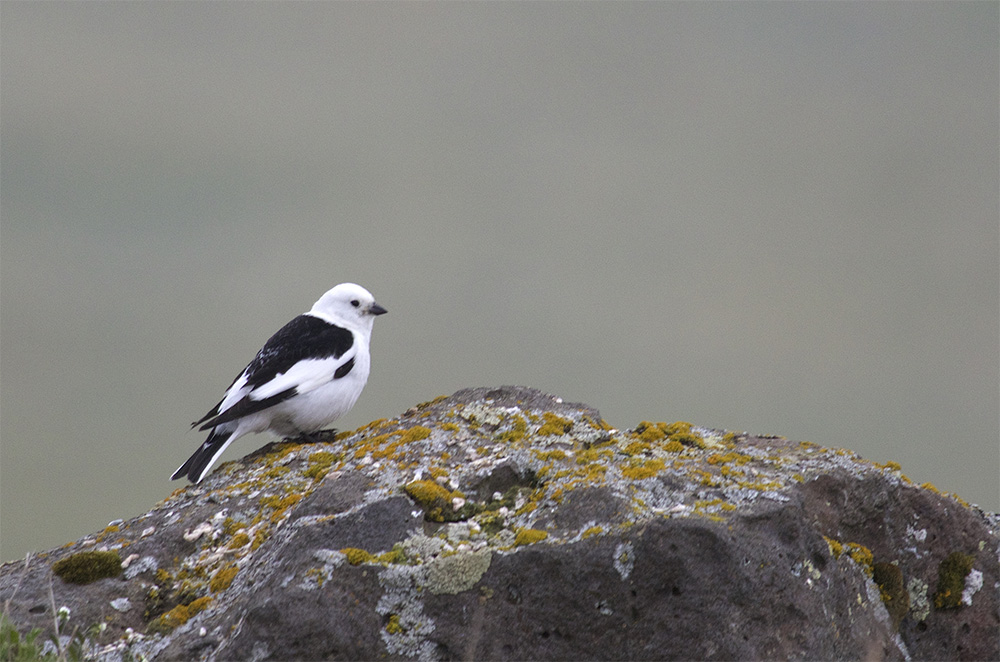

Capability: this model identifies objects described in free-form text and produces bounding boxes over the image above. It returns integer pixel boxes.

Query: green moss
[209,564,238,593]
[514,528,548,547]
[933,551,975,609]
[873,562,908,630]
[341,548,374,565]
[537,412,573,436]
[52,550,122,584]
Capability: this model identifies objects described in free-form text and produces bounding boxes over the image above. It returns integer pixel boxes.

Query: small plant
[1,611,52,662]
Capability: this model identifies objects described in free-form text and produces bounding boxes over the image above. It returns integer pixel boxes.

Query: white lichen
[961,568,984,606]
[613,542,634,580]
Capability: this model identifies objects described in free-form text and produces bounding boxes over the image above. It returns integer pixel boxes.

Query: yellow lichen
[251,528,269,551]
[635,421,667,443]
[341,548,374,565]
[415,395,449,409]
[689,468,716,487]
[228,532,251,550]
[621,459,665,480]
[624,441,651,456]
[377,546,407,565]
[720,465,745,479]
[737,480,784,491]
[706,452,752,466]
[222,517,247,537]
[537,412,573,436]
[97,524,120,541]
[664,421,692,436]
[514,528,549,546]
[209,564,239,593]
[845,543,874,576]
[581,525,604,539]
[150,596,212,633]
[404,480,465,522]
[260,493,303,524]
[399,426,432,444]
[497,415,529,444]
[663,440,684,453]
[303,451,339,481]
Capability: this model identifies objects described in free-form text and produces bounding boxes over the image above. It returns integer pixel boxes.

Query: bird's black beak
[370,303,388,316]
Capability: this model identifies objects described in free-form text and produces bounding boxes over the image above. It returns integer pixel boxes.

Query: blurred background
[2,3,996,562]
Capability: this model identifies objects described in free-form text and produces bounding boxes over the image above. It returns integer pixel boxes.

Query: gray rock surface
[2,386,997,660]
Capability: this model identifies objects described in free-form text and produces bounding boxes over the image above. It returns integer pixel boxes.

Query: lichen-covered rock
[1,386,997,660]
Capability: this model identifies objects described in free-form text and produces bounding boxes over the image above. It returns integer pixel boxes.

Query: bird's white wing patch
[249,353,355,400]
[217,373,252,414]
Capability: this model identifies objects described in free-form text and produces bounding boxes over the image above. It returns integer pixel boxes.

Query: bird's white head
[309,283,387,332]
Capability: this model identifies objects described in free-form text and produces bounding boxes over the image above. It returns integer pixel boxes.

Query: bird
[172,282,387,484]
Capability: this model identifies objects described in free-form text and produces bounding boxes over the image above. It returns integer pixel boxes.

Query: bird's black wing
[193,314,355,430]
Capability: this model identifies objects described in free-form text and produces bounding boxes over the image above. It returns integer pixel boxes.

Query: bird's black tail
[171,427,235,484]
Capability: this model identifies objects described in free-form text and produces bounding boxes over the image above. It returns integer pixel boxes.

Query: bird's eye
[350,299,360,308]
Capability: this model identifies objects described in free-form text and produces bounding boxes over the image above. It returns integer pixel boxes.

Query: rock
[1,385,997,661]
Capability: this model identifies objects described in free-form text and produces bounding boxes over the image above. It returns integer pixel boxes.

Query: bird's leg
[287,429,339,444]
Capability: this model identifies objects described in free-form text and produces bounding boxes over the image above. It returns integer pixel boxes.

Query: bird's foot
[286,429,339,444]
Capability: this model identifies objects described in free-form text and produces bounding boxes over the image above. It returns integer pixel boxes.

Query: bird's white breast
[263,346,371,436]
